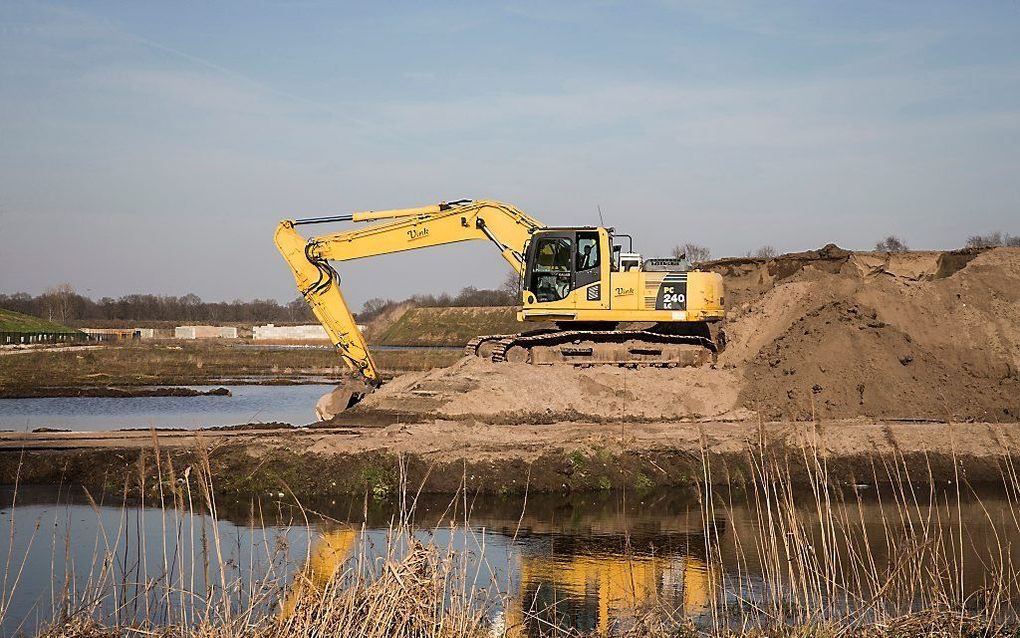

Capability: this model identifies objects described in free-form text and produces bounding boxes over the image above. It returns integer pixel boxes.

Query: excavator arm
[274,199,544,384]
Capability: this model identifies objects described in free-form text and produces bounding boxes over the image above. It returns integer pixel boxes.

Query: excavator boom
[275,200,543,383]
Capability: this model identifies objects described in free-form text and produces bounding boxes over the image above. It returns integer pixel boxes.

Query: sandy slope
[352,247,1020,423]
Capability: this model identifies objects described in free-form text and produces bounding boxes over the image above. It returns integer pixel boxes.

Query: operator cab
[523,227,652,304]
[524,227,605,303]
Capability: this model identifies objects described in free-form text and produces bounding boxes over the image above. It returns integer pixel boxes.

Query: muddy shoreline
[0,386,233,399]
[0,341,458,398]
[0,419,1014,498]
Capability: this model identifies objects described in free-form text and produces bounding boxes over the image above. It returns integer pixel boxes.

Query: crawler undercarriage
[465,324,722,368]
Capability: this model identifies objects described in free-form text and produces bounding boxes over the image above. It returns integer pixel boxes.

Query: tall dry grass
[6,427,1020,637]
[687,419,1020,635]
[10,441,499,638]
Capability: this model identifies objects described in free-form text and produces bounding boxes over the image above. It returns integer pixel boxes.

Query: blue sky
[1,1,1018,307]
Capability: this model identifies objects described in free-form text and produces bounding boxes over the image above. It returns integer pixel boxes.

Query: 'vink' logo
[614,287,635,296]
[407,227,430,240]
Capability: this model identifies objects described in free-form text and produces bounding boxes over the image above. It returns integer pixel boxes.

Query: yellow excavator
[275,199,725,411]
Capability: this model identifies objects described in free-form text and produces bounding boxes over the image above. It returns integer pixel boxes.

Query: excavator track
[463,334,516,357]
[465,329,561,359]
[483,330,717,367]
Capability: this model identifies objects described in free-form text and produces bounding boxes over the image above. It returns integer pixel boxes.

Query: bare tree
[966,232,1004,248]
[41,283,76,323]
[967,231,1020,248]
[875,236,909,252]
[672,243,711,264]
[746,245,778,259]
[501,269,522,303]
[286,296,314,321]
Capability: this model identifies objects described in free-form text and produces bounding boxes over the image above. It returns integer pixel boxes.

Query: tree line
[676,230,1020,262]
[0,283,516,325]
[875,231,1020,253]
[6,230,1017,324]
[0,286,316,325]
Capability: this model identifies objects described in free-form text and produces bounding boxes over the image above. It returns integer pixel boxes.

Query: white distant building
[253,324,330,341]
[174,325,238,339]
[136,328,175,339]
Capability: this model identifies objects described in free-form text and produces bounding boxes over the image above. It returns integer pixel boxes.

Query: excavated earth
[345,246,1020,424]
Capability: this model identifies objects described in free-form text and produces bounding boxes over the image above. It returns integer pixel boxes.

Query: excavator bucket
[314,374,374,421]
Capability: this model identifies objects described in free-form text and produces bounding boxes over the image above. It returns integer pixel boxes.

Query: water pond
[0,384,328,431]
[0,484,1017,636]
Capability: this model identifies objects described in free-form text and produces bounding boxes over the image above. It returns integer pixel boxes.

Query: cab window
[576,233,599,271]
[535,237,571,272]
[531,237,572,302]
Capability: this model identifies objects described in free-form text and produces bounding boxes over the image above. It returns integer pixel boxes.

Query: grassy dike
[373,306,548,346]
[1,420,1013,501]
[0,308,81,334]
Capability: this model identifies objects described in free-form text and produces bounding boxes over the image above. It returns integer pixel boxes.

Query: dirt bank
[1,386,231,399]
[0,419,1015,498]
[350,357,750,423]
[351,246,1020,424]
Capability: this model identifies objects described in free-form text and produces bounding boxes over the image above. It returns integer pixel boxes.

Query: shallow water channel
[0,384,328,431]
[1,484,1018,635]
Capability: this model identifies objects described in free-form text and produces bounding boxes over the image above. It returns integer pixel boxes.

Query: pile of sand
[720,247,1020,421]
[351,247,1020,423]
[355,357,750,422]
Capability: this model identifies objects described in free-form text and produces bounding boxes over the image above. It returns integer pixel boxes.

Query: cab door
[573,230,609,310]
[525,232,576,308]
[524,230,610,311]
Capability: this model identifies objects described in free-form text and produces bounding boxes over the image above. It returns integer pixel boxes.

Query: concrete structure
[80,328,138,341]
[137,328,175,339]
[253,323,330,342]
[174,325,238,339]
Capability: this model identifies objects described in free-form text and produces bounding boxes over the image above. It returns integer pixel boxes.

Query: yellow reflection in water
[282,526,717,635]
[510,548,714,635]
[280,528,357,618]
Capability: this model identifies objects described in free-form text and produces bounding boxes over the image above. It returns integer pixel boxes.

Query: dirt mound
[350,247,1020,424]
[351,357,750,423]
[703,244,984,310]
[725,247,1020,421]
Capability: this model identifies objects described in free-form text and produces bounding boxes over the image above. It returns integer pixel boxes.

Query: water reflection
[509,533,717,635]
[2,485,1019,635]
[280,528,358,618]
[284,520,721,635]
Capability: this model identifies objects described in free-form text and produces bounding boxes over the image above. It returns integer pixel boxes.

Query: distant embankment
[0,309,79,333]
[0,309,83,344]
[372,306,547,347]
